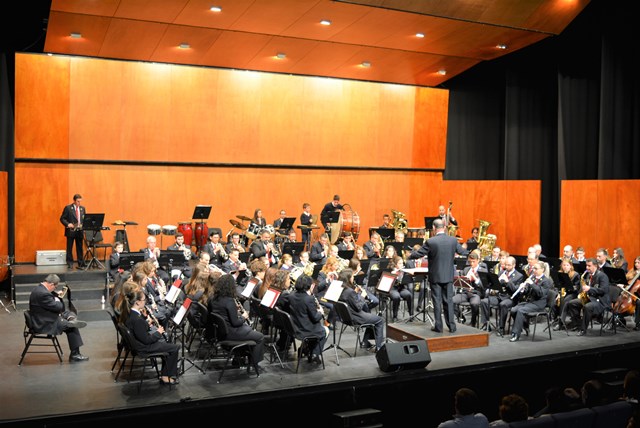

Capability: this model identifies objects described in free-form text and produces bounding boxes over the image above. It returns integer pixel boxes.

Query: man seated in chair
[508,262,553,342]
[29,274,89,362]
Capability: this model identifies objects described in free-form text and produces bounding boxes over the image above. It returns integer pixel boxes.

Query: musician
[337,231,356,251]
[355,245,367,260]
[465,227,479,252]
[310,233,330,265]
[387,255,414,322]
[209,274,265,368]
[553,258,581,330]
[575,247,586,262]
[562,245,578,263]
[595,248,612,270]
[379,214,393,229]
[251,229,279,267]
[109,241,125,282]
[611,248,629,272]
[348,257,379,312]
[166,232,193,280]
[141,260,172,328]
[479,256,524,335]
[183,269,210,306]
[247,258,268,310]
[251,208,267,228]
[316,256,341,326]
[565,258,610,336]
[280,230,298,257]
[438,204,457,227]
[119,288,180,385]
[363,231,384,259]
[320,194,343,232]
[509,261,553,342]
[295,251,313,269]
[142,235,170,284]
[408,218,468,333]
[300,202,313,248]
[277,253,294,271]
[59,193,86,269]
[338,268,385,352]
[484,247,501,262]
[222,248,249,287]
[29,274,89,362]
[523,253,550,278]
[629,256,640,331]
[202,230,229,269]
[453,251,487,327]
[225,232,246,254]
[287,274,329,363]
[533,243,547,260]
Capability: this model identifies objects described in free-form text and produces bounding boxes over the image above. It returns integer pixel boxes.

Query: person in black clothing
[320,194,343,232]
[59,193,86,269]
[287,274,328,362]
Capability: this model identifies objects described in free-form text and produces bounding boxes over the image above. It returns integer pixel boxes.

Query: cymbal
[229,219,246,230]
[124,221,138,225]
[112,220,125,226]
[236,215,252,222]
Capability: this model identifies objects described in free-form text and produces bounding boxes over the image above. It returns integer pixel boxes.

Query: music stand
[282,242,305,263]
[192,205,212,253]
[404,266,433,325]
[159,251,186,286]
[82,213,106,270]
[484,260,499,273]
[373,228,395,242]
[376,272,397,334]
[572,261,586,274]
[479,271,502,333]
[337,250,354,261]
[424,216,439,231]
[386,242,404,256]
[404,237,423,251]
[278,217,296,232]
[118,252,146,271]
[238,251,251,265]
[602,266,632,332]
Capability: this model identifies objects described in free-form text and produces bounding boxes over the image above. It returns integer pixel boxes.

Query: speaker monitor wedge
[375,340,431,372]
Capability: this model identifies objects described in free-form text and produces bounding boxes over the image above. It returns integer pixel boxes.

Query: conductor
[409,218,468,333]
[320,194,343,232]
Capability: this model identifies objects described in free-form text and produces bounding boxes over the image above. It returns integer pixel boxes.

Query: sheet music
[401,267,429,275]
[172,297,192,326]
[323,280,344,302]
[377,273,397,293]
[164,279,182,304]
[260,288,281,308]
[242,278,258,298]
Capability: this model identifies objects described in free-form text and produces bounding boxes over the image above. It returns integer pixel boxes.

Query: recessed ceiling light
[496,44,507,50]
[361,61,371,68]
[210,6,222,12]
[70,32,82,39]
[320,19,332,26]
[437,69,447,76]
[276,52,286,59]
[179,43,190,49]
[416,32,425,38]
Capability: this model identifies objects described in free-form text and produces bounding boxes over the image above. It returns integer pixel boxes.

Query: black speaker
[375,340,431,372]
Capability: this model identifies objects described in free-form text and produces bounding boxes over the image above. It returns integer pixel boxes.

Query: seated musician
[320,194,343,233]
[109,241,125,283]
[202,230,229,269]
[465,227,479,252]
[575,247,586,262]
[166,232,193,280]
[337,231,356,251]
[225,232,246,254]
[438,204,457,227]
[484,247,501,262]
[354,245,367,260]
[142,235,170,284]
[387,255,414,322]
[564,258,610,336]
[349,257,379,313]
[277,253,294,271]
[452,251,487,327]
[310,233,330,265]
[287,274,329,363]
[595,248,612,270]
[316,256,341,326]
[250,229,279,267]
[553,258,581,330]
[329,244,349,272]
[479,256,523,334]
[509,261,553,342]
[379,214,393,229]
[251,208,267,229]
[272,209,287,231]
[222,248,249,287]
[295,251,313,269]
[338,268,385,352]
[562,245,578,263]
[628,256,640,331]
[611,247,629,272]
[140,260,173,329]
[363,231,384,259]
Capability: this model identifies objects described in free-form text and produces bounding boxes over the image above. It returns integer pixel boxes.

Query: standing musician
[453,251,487,327]
[300,202,313,249]
[250,229,280,267]
[379,214,393,229]
[564,258,610,336]
[553,258,581,331]
[508,261,553,342]
[310,233,330,265]
[479,256,524,335]
[166,232,193,280]
[337,231,356,251]
[287,274,329,363]
[225,232,246,254]
[320,194,343,233]
[202,230,229,269]
[142,235,170,284]
[438,204,457,228]
[363,231,384,259]
[59,193,86,270]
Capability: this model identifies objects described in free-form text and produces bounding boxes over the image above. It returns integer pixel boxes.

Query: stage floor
[1,296,639,427]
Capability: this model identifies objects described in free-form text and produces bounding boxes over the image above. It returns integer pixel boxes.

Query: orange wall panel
[0,173,7,281]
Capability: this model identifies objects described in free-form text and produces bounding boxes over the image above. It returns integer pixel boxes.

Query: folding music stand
[278,217,296,232]
[159,251,186,286]
[405,266,432,325]
[478,271,502,333]
[375,272,398,333]
[82,213,106,270]
[337,250,354,261]
[282,242,305,263]
[192,204,211,247]
[372,228,395,242]
[404,237,423,251]
[602,267,632,332]
[238,251,251,265]
[118,252,146,271]
[424,216,439,231]
[572,261,586,274]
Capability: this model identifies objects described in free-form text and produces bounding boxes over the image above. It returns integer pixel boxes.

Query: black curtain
[444,0,640,256]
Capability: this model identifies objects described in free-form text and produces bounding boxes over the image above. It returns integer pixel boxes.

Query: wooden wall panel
[0,173,7,281]
[560,180,640,259]
[413,87,448,169]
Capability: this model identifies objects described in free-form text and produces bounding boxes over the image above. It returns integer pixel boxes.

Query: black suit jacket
[287,291,325,338]
[586,270,610,308]
[409,232,467,284]
[29,284,66,335]
[59,203,85,237]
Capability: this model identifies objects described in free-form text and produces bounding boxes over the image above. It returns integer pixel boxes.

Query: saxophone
[578,271,589,305]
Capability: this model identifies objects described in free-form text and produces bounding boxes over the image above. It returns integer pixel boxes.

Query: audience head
[498,393,529,423]
[454,388,481,416]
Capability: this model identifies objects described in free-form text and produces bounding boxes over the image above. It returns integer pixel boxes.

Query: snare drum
[245,223,261,240]
[162,225,177,236]
[262,224,275,238]
[147,224,161,235]
[178,222,193,246]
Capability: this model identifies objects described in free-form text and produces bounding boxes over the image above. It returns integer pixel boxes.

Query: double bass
[615,271,640,316]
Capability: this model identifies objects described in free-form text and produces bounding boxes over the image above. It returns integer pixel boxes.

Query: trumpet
[216,243,229,261]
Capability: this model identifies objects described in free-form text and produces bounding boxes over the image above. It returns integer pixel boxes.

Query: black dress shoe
[509,334,520,342]
[524,327,529,337]
[69,353,89,362]
[480,323,488,331]
[430,327,442,333]
[360,341,373,349]
[577,330,586,336]
[67,263,73,269]
[459,315,467,324]
[449,328,457,333]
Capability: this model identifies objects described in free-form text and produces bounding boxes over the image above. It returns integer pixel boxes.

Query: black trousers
[65,232,84,264]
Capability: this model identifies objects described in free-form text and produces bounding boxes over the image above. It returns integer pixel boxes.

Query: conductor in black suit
[409,219,468,333]
[59,193,86,269]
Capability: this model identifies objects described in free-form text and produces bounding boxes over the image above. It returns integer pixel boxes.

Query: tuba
[476,219,496,259]
[391,209,408,235]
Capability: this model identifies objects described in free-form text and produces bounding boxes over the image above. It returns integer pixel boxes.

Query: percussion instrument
[162,225,177,236]
[195,222,209,249]
[406,227,424,238]
[329,204,360,244]
[229,219,247,231]
[178,222,193,246]
[147,224,161,235]
[262,224,276,238]
[245,223,262,240]
[236,214,252,222]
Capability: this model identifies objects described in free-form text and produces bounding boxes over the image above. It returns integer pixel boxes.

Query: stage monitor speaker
[375,340,430,372]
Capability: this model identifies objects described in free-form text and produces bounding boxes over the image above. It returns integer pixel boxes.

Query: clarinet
[144,305,169,341]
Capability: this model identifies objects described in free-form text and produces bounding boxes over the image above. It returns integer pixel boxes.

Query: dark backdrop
[444,0,640,256]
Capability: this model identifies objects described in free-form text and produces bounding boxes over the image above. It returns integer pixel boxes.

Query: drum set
[230,214,277,243]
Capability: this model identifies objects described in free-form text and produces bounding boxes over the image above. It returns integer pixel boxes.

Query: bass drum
[330,205,360,244]
[178,222,193,246]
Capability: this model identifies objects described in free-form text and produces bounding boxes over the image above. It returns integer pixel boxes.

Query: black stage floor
[1,289,639,427]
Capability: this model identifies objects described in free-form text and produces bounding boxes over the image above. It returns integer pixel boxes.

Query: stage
[1,291,639,427]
